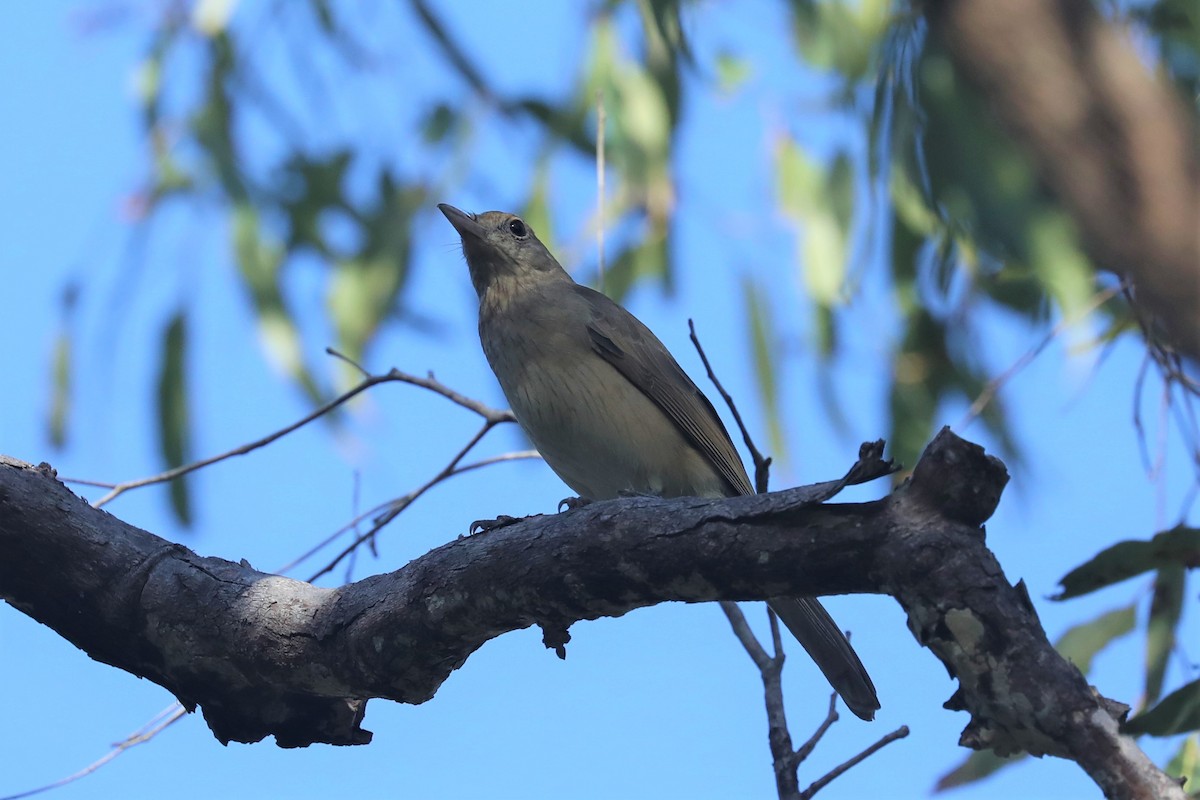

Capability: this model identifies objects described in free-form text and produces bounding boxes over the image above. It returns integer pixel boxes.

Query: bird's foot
[557,496,594,513]
[469,514,525,535]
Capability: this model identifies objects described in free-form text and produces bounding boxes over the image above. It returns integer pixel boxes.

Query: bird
[438,202,879,720]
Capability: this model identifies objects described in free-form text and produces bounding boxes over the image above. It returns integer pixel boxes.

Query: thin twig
[305,422,532,582]
[87,362,512,510]
[687,319,772,493]
[327,346,372,379]
[274,449,539,577]
[721,602,801,799]
[798,726,910,800]
[794,693,840,764]
[720,601,771,669]
[596,88,606,291]
[957,285,1121,430]
[0,705,186,800]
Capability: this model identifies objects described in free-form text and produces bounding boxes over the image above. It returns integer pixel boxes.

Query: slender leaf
[1054,604,1137,674]
[934,751,1023,793]
[1146,565,1186,706]
[156,311,192,526]
[1124,679,1200,737]
[742,276,784,459]
[1054,526,1200,600]
[1165,735,1200,797]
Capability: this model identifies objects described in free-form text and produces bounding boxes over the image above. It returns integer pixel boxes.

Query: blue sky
[1,3,1195,799]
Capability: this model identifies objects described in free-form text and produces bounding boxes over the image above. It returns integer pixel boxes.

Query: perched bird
[439,203,879,720]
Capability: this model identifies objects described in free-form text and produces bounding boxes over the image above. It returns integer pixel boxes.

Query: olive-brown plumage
[439,203,879,720]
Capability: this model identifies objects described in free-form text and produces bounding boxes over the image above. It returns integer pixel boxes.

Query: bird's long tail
[767,596,879,721]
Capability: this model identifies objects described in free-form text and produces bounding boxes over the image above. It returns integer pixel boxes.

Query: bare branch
[957,285,1122,430]
[798,725,910,800]
[81,364,513,511]
[0,705,186,800]
[794,694,840,765]
[688,319,773,493]
[0,431,1186,798]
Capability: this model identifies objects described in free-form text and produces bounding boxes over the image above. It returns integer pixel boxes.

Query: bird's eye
[507,218,528,238]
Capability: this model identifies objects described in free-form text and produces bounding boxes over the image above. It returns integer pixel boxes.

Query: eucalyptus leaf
[1054,526,1200,600]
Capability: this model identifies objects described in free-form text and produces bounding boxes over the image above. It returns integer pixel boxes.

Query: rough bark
[0,431,1185,799]
[926,0,1200,361]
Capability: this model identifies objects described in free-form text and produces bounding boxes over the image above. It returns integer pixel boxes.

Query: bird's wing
[574,284,755,498]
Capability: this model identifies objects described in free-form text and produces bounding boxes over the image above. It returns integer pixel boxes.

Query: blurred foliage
[156,310,192,525]
[53,0,1200,784]
[1166,734,1200,796]
[1047,525,1200,745]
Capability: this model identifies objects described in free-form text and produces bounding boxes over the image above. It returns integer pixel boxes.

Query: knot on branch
[540,621,572,659]
[908,427,1008,527]
[201,692,371,748]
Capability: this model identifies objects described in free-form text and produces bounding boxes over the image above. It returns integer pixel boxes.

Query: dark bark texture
[0,431,1185,799]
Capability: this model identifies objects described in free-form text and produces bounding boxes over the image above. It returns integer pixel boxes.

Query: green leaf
[1146,565,1186,706]
[603,220,669,303]
[521,160,556,257]
[715,52,751,94]
[1027,212,1096,321]
[280,150,353,254]
[776,137,824,219]
[1054,604,1136,674]
[788,0,892,80]
[191,0,238,36]
[156,311,192,526]
[775,138,848,306]
[47,330,71,449]
[46,284,77,449]
[420,103,460,144]
[328,178,422,388]
[1054,526,1200,600]
[742,276,785,461]
[1124,679,1200,737]
[232,203,324,404]
[934,750,1024,793]
[1164,735,1200,796]
[888,310,945,468]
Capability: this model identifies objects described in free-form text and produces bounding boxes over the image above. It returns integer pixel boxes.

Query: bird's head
[438,204,565,299]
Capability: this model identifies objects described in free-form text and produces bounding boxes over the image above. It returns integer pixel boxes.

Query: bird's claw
[557,496,594,513]
[469,514,523,535]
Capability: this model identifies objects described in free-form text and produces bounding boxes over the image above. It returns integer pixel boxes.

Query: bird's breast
[480,312,726,501]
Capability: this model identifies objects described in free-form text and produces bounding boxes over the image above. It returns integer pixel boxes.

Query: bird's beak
[438,203,485,241]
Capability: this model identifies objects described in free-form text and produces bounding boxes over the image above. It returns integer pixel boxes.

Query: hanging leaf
[1165,735,1200,795]
[775,137,849,307]
[156,311,192,526]
[46,283,78,449]
[1054,604,1137,674]
[1124,679,1200,737]
[934,750,1023,793]
[1054,526,1200,600]
[1145,565,1186,706]
[743,276,785,460]
[47,331,72,449]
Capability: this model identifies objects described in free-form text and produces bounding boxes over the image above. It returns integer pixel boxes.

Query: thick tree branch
[0,431,1184,798]
[926,0,1200,361]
